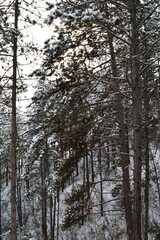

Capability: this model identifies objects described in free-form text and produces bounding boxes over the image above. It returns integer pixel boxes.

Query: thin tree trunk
[144,98,149,240]
[56,190,60,240]
[17,161,22,227]
[150,152,160,208]
[6,163,9,186]
[41,152,47,240]
[86,154,90,200]
[50,196,53,239]
[52,155,57,239]
[45,137,50,240]
[81,157,86,226]
[11,0,19,239]
[111,137,116,166]
[52,196,57,240]
[26,164,30,194]
[107,139,110,169]
[90,150,94,182]
[98,142,104,216]
[143,24,150,240]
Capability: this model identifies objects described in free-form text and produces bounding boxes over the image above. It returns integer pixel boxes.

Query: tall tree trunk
[56,190,60,240]
[98,142,104,216]
[108,31,134,240]
[144,88,149,240]
[49,196,53,239]
[143,23,150,240]
[11,0,19,239]
[45,136,50,240]
[130,1,142,239]
[41,151,48,240]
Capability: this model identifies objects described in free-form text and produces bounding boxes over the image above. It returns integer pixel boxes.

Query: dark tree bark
[107,139,110,169]
[5,163,9,186]
[11,0,19,239]
[144,84,150,240]
[143,23,150,240]
[90,150,94,182]
[52,196,57,239]
[26,165,30,194]
[108,33,134,240]
[41,144,48,240]
[17,161,22,228]
[49,196,53,239]
[130,1,142,239]
[86,154,90,200]
[56,190,60,240]
[81,157,86,226]
[98,143,104,217]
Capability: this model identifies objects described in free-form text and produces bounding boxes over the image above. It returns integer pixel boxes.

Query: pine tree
[26,0,160,238]
[0,0,44,238]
